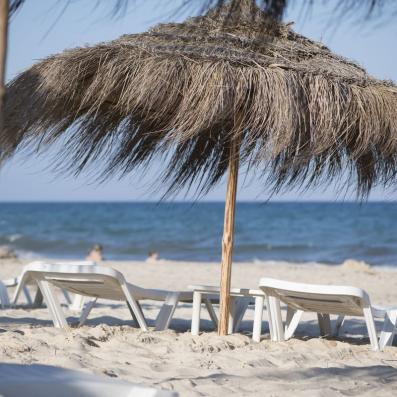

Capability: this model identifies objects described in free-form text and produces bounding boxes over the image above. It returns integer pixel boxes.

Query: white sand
[1,258,397,396]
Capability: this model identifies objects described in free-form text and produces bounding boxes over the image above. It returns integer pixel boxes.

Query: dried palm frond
[2,1,397,197]
[9,0,397,22]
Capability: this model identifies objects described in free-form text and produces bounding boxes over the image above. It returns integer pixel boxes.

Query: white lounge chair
[13,262,196,331]
[12,260,96,310]
[0,363,178,397]
[189,284,265,340]
[258,277,397,351]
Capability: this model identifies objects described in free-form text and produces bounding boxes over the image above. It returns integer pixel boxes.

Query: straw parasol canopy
[1,0,397,334]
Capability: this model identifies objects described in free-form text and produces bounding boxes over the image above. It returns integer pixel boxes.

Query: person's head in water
[87,244,104,262]
[146,250,159,263]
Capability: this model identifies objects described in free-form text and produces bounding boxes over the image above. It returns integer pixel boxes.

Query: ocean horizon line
[0,200,396,204]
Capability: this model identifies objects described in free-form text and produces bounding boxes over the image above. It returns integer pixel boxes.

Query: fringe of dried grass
[1,5,397,197]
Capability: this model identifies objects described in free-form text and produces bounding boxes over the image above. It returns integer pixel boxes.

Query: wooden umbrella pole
[218,136,240,336]
[0,0,8,130]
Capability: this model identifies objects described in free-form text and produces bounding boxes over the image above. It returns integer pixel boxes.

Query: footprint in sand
[138,335,161,344]
[190,340,238,353]
[102,369,118,378]
[84,337,101,348]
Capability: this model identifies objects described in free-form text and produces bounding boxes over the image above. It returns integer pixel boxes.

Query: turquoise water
[0,202,396,266]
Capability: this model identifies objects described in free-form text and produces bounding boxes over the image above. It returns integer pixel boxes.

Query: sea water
[0,202,396,266]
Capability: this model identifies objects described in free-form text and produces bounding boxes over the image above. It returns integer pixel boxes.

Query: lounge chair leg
[122,284,148,331]
[317,313,332,337]
[126,300,146,328]
[62,289,72,305]
[334,315,345,336]
[78,298,97,327]
[37,279,68,329]
[268,295,284,341]
[127,301,139,326]
[204,298,218,329]
[155,292,180,331]
[252,295,264,342]
[284,309,303,340]
[12,276,27,306]
[265,295,275,341]
[128,300,148,331]
[22,286,32,306]
[379,310,397,350]
[70,294,86,312]
[363,306,380,351]
[228,297,235,334]
[0,281,9,308]
[191,291,202,335]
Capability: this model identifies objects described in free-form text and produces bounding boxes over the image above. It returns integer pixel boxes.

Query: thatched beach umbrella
[1,1,397,335]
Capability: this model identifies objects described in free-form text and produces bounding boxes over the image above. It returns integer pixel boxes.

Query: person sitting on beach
[146,250,159,264]
[86,244,104,262]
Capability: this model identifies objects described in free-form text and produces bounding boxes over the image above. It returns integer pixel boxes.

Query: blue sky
[0,0,396,202]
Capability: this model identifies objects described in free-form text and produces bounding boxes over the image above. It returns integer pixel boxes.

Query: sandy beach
[1,258,397,396]
[1,0,396,395]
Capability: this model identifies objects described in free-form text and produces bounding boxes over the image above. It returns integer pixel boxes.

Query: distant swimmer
[86,244,104,262]
[146,250,159,264]
[0,245,17,259]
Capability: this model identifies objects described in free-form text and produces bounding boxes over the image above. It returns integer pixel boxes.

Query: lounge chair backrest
[17,261,96,283]
[22,263,128,301]
[260,278,371,316]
